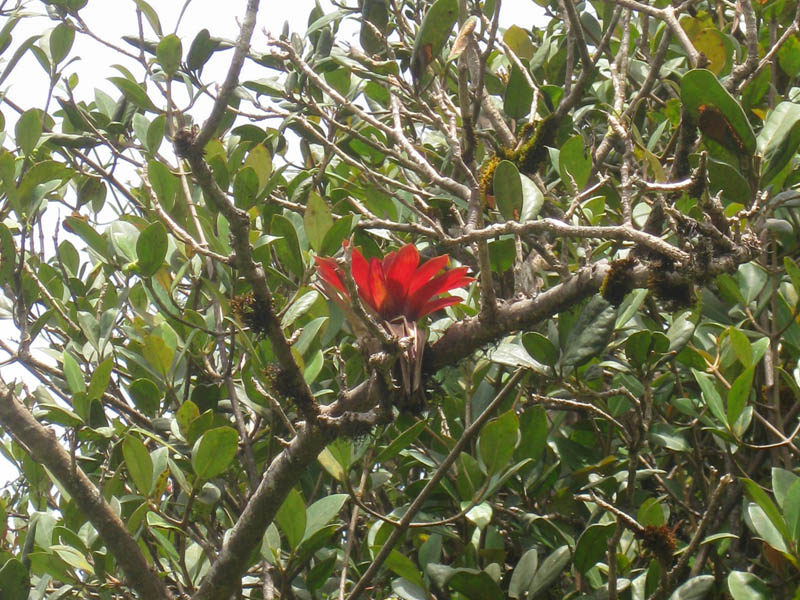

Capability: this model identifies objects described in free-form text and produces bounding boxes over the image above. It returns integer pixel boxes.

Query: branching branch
[193,0,260,149]
[0,380,174,600]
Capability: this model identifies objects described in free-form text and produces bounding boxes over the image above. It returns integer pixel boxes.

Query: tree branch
[191,423,336,600]
[345,369,526,600]
[193,0,261,149]
[183,151,320,424]
[0,380,174,599]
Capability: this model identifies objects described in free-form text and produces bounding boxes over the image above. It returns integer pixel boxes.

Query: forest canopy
[0,0,799,598]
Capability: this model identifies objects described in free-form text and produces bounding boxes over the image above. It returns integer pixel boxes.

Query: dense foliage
[0,0,799,598]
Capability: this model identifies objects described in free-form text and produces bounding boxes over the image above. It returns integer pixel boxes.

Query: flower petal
[382,249,398,274]
[368,257,389,316]
[407,267,473,319]
[408,254,449,296]
[416,295,464,319]
[350,247,374,304]
[314,256,347,294]
[386,244,419,303]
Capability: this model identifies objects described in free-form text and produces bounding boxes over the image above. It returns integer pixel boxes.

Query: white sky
[0,0,542,484]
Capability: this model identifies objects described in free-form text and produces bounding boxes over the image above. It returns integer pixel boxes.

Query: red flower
[314,244,473,322]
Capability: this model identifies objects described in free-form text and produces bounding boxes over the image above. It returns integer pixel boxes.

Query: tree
[0,0,799,597]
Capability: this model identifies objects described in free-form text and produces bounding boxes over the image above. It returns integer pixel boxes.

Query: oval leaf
[136,221,168,277]
[192,426,239,480]
[574,522,615,573]
[478,410,519,476]
[122,435,154,496]
[156,34,182,77]
[561,297,616,369]
[681,69,756,155]
[493,160,523,221]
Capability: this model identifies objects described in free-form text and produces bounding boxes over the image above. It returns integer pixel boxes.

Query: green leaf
[303,494,347,542]
[727,367,753,425]
[192,426,238,480]
[727,571,769,600]
[233,167,259,209]
[187,29,221,72]
[410,0,458,85]
[504,65,533,120]
[48,23,75,65]
[321,214,357,256]
[465,502,492,529]
[307,554,336,592]
[304,192,334,252]
[519,173,544,221]
[148,159,177,209]
[684,23,727,75]
[15,109,42,156]
[122,435,154,496]
[727,327,753,366]
[143,334,174,376]
[156,34,181,77]
[108,77,158,112]
[385,550,424,588]
[784,257,800,303]
[146,114,166,155]
[692,369,726,426]
[517,406,548,462]
[448,569,504,600]
[778,34,800,77]
[176,400,200,439]
[62,351,85,394]
[574,522,615,573]
[0,224,15,286]
[742,478,789,542]
[275,488,306,551]
[281,290,319,329]
[360,0,389,55]
[508,548,537,599]
[376,420,426,464]
[242,144,272,194]
[317,448,346,481]
[707,156,751,203]
[136,221,168,277]
[87,357,113,401]
[527,545,570,597]
[17,160,72,209]
[649,423,690,452]
[504,25,534,60]
[522,332,558,367]
[271,215,304,278]
[626,330,653,368]
[488,238,515,275]
[391,578,428,600]
[129,378,161,416]
[638,497,666,526]
[666,310,697,353]
[758,102,800,185]
[0,558,29,600]
[783,479,800,543]
[134,0,162,36]
[680,69,756,155]
[561,297,616,369]
[746,502,787,552]
[773,467,800,510]
[559,135,592,192]
[668,575,714,600]
[478,410,518,476]
[493,160,523,221]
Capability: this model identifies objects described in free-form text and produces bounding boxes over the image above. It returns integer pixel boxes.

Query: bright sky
[0,0,542,484]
